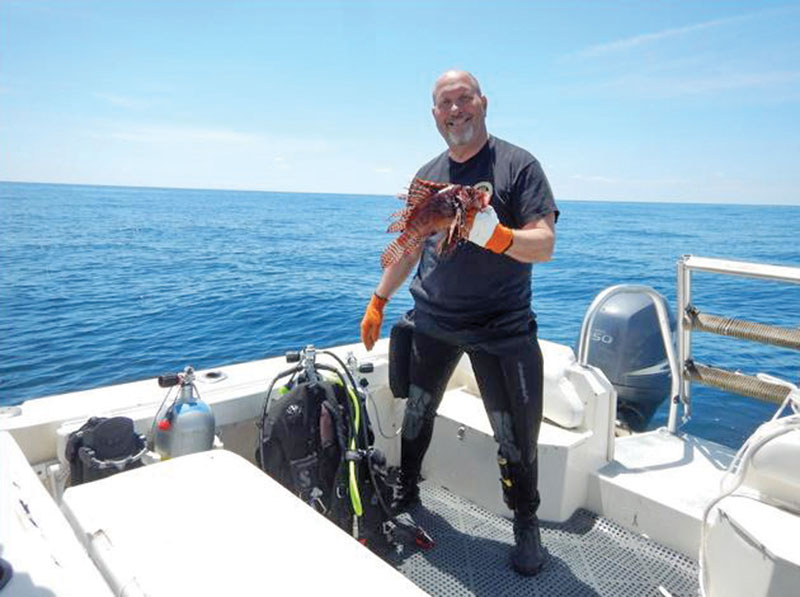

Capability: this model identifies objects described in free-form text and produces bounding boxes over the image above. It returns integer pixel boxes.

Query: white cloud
[571,12,766,59]
[374,166,393,174]
[272,156,290,170]
[571,173,688,186]
[94,93,151,110]
[575,21,723,59]
[104,124,260,144]
[599,70,800,98]
[553,7,800,104]
[90,122,335,157]
[571,174,619,184]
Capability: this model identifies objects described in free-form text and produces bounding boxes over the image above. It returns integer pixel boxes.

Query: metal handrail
[678,256,800,283]
[577,284,682,437]
[676,255,800,433]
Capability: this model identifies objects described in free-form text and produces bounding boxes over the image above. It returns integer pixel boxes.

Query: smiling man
[432,71,488,157]
[361,70,559,576]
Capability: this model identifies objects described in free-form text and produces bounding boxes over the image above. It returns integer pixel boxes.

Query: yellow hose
[346,382,363,517]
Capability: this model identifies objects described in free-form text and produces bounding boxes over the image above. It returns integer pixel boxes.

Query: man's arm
[504,212,556,264]
[361,244,423,350]
[375,244,424,299]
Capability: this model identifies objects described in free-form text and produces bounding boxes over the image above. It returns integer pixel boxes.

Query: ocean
[1,181,798,449]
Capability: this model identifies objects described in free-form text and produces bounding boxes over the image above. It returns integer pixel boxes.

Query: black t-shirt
[408,136,558,340]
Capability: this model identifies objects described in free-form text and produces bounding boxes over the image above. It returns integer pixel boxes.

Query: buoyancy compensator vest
[258,380,349,513]
[256,346,433,553]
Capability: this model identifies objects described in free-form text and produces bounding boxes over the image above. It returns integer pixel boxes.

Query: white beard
[446,121,476,147]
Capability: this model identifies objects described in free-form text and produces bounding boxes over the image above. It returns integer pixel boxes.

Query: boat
[1,255,798,596]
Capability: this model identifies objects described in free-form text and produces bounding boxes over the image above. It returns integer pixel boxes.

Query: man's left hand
[468,206,514,254]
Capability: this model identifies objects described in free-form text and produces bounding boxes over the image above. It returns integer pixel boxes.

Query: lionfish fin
[387,220,406,233]
[405,178,448,208]
[390,207,409,218]
[386,205,412,233]
[381,178,451,268]
[380,230,422,268]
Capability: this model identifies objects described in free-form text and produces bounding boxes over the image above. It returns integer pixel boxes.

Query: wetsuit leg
[400,329,463,480]
[468,335,544,517]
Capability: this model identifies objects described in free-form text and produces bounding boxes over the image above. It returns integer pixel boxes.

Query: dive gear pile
[256,346,433,553]
[65,416,147,485]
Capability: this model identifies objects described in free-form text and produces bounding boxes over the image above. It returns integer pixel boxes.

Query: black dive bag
[65,416,147,485]
[389,320,413,399]
[256,351,433,552]
[258,381,350,514]
[257,377,392,547]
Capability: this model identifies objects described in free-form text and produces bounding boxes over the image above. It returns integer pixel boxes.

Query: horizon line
[1,179,797,208]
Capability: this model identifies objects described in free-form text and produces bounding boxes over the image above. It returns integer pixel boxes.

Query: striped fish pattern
[380,178,490,268]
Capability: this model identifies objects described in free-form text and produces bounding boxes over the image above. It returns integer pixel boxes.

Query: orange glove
[468,206,514,254]
[360,293,387,351]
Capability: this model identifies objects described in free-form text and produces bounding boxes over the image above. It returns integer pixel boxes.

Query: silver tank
[154,368,215,459]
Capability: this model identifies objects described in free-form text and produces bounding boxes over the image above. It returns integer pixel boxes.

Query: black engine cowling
[580,289,676,432]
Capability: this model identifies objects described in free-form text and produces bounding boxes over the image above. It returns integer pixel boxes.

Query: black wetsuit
[401,136,558,518]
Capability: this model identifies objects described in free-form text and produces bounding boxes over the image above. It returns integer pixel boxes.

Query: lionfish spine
[380,225,425,268]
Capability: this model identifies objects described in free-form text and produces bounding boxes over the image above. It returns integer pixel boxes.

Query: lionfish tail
[380,178,456,268]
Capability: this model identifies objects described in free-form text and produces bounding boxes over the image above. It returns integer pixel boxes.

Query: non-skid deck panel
[384,482,699,597]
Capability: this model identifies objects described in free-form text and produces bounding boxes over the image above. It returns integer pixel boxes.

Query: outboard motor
[153,366,216,459]
[579,287,676,432]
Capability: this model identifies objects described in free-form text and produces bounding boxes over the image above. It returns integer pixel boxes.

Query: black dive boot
[394,436,426,513]
[390,469,420,513]
[511,515,546,576]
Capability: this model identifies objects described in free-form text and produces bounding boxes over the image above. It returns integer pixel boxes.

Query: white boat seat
[704,495,800,597]
[744,428,800,511]
[451,339,586,429]
[703,423,800,596]
[60,449,424,596]
[0,431,113,596]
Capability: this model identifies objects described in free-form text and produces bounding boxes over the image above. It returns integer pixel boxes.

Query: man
[360,70,558,576]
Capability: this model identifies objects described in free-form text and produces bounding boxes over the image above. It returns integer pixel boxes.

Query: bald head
[432,70,482,104]
[431,70,489,161]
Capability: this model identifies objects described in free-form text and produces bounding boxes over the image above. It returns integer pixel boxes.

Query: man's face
[432,77,488,148]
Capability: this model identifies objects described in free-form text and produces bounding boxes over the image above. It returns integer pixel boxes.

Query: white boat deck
[589,430,735,557]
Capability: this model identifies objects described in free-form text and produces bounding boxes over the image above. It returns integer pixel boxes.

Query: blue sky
[1,1,799,204]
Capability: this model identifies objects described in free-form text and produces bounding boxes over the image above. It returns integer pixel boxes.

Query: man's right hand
[360,293,387,351]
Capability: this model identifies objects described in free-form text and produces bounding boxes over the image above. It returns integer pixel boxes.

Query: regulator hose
[321,351,396,523]
[316,363,363,517]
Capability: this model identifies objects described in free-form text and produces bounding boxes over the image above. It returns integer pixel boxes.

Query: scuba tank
[153,366,216,459]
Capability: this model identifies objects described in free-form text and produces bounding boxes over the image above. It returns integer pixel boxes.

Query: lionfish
[381,178,490,268]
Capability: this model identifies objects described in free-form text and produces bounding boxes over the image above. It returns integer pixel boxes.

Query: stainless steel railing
[675,255,800,433]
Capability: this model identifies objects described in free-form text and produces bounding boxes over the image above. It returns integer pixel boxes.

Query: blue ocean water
[1,181,798,449]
